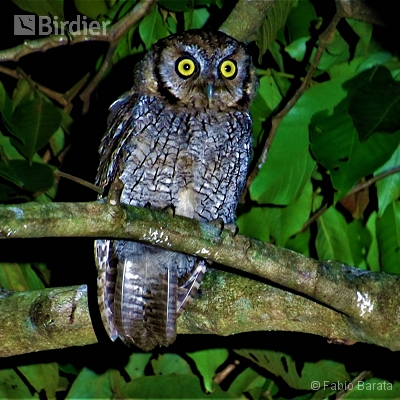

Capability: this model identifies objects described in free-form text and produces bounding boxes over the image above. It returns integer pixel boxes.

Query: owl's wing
[177,261,207,315]
[96,91,138,190]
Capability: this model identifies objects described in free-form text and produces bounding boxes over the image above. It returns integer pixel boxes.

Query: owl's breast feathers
[98,95,252,221]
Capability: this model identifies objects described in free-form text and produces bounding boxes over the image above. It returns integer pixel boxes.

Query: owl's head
[136,30,257,111]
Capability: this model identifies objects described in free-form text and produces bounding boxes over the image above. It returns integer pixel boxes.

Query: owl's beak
[205,83,214,105]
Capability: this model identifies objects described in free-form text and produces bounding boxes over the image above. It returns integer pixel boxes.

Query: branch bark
[219,0,275,42]
[1,201,400,357]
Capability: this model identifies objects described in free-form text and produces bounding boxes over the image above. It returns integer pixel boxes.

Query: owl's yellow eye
[176,58,197,78]
[220,60,237,79]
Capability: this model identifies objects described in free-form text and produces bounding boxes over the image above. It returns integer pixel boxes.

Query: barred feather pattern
[94,30,256,351]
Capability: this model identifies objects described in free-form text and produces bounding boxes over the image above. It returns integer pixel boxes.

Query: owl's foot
[107,178,124,206]
[163,204,176,217]
[209,218,224,233]
[224,222,239,237]
[208,219,238,236]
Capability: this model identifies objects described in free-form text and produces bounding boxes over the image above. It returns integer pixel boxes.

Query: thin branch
[298,203,328,234]
[336,370,372,399]
[0,65,69,107]
[0,33,108,63]
[80,44,116,114]
[242,11,342,199]
[214,360,240,385]
[298,166,400,233]
[54,170,103,195]
[347,166,400,197]
[80,0,157,112]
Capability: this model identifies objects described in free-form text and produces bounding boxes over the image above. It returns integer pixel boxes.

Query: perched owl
[95,30,257,351]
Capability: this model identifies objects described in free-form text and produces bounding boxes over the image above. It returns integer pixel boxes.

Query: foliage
[0,0,400,398]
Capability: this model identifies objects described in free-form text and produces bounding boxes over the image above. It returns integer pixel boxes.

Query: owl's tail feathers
[177,261,207,315]
[95,239,119,341]
[111,244,178,351]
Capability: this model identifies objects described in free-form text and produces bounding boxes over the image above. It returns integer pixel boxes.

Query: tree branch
[298,166,400,233]
[1,201,400,355]
[219,0,275,42]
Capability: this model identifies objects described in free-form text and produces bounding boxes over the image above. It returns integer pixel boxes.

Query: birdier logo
[14,15,110,36]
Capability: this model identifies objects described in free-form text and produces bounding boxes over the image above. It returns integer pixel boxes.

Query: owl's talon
[163,204,176,217]
[144,202,152,209]
[107,178,124,206]
[224,222,239,237]
[209,218,225,234]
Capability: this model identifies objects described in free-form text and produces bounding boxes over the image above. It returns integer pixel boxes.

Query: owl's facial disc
[143,30,256,110]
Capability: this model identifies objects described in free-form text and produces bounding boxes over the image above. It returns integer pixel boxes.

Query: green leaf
[119,374,236,398]
[139,4,170,50]
[376,144,400,217]
[152,353,192,375]
[0,83,13,127]
[0,161,24,188]
[12,79,34,112]
[8,160,54,193]
[17,363,59,398]
[316,206,354,265]
[285,37,309,62]
[343,65,393,93]
[349,78,400,141]
[234,349,350,392]
[9,98,62,162]
[159,0,194,12]
[12,0,65,20]
[0,368,33,398]
[310,99,400,200]
[347,19,373,58]
[256,0,296,62]
[253,56,379,206]
[238,180,311,246]
[124,353,152,380]
[347,219,370,269]
[187,349,228,393]
[0,262,45,291]
[366,212,380,272]
[285,229,311,257]
[315,29,351,72]
[228,367,268,397]
[66,368,113,399]
[113,26,139,64]
[254,73,282,114]
[74,0,110,20]
[376,200,400,274]
[286,0,317,42]
[250,71,349,205]
[184,8,210,30]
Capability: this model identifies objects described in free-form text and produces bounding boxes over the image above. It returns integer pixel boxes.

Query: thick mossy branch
[1,201,400,354]
[0,286,94,357]
[219,0,275,42]
[0,271,362,358]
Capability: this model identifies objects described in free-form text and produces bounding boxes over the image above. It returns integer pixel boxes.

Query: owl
[95,30,257,351]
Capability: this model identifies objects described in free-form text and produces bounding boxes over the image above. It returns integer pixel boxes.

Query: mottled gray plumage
[95,30,257,351]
